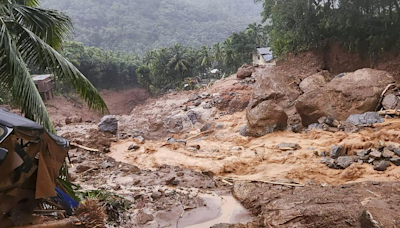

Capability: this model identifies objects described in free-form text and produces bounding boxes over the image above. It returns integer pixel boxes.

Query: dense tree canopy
[41,0,263,54]
[256,0,400,58]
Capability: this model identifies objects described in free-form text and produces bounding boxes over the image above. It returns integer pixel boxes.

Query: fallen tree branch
[221,179,233,186]
[375,83,396,111]
[70,142,100,152]
[34,209,66,213]
[16,217,82,228]
[223,177,304,187]
[249,180,304,187]
[186,130,214,141]
[378,109,400,115]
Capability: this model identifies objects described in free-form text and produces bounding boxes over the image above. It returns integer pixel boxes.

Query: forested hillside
[41,0,263,53]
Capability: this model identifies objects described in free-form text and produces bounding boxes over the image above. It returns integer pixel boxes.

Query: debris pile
[321,145,400,171]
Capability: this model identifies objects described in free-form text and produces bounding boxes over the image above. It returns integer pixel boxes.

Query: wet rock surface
[296,69,394,126]
[245,100,288,137]
[98,115,118,134]
[237,64,254,79]
[346,112,384,126]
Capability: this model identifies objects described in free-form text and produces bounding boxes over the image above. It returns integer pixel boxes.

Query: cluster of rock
[321,145,400,171]
[238,66,395,137]
[307,112,384,133]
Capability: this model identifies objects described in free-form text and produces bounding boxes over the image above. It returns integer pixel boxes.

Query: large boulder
[296,69,394,126]
[244,67,303,137]
[98,115,118,134]
[236,64,254,79]
[245,100,288,137]
[299,72,328,93]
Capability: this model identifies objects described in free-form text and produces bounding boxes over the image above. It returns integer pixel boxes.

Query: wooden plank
[70,142,99,152]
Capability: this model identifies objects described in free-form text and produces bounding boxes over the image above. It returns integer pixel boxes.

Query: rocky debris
[230,146,244,152]
[128,143,140,151]
[322,146,400,171]
[201,122,214,132]
[330,145,346,159]
[239,125,249,137]
[212,93,220,98]
[188,93,201,102]
[308,123,323,130]
[237,64,254,79]
[163,109,207,133]
[277,142,300,150]
[75,165,92,173]
[382,94,399,110]
[245,100,288,137]
[296,69,394,126]
[203,103,212,109]
[65,116,83,125]
[374,160,391,171]
[299,72,327,93]
[390,157,400,166]
[134,136,145,144]
[337,120,359,133]
[99,161,113,169]
[318,116,340,127]
[136,211,154,225]
[359,210,381,228]
[346,112,384,126]
[167,137,176,143]
[202,170,215,178]
[201,92,210,98]
[320,157,336,168]
[193,99,202,107]
[369,150,382,159]
[151,191,162,200]
[336,156,355,169]
[187,110,200,124]
[166,177,179,186]
[382,149,395,159]
[98,115,118,134]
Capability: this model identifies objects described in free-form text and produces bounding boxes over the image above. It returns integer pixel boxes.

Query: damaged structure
[0,109,70,227]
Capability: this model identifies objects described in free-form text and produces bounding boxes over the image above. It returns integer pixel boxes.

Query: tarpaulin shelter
[0,109,70,227]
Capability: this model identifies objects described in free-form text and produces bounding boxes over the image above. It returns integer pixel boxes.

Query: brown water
[178,193,254,228]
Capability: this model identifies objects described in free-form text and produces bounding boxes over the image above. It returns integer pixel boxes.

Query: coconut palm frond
[0,0,108,132]
[0,17,54,131]
[13,4,72,49]
[14,24,108,114]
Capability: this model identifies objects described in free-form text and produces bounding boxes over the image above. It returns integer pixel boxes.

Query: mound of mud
[231,181,400,227]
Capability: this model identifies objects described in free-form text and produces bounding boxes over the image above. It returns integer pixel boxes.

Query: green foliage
[132,22,268,93]
[62,41,141,89]
[41,0,263,54]
[256,0,400,58]
[0,0,108,133]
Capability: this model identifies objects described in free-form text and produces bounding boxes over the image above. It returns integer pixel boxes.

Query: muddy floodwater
[179,194,254,228]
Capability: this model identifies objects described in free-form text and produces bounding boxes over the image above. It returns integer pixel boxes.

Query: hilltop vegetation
[41,0,263,54]
[257,0,400,58]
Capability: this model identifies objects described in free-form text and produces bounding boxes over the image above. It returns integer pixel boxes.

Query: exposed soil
[46,88,149,126]
[49,51,400,227]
